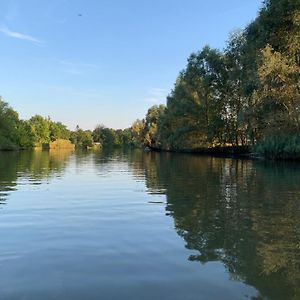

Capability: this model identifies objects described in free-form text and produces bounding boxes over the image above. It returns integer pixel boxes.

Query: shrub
[254,134,300,159]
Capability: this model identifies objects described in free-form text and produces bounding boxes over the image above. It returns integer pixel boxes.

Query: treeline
[1,0,299,158]
[134,0,300,159]
[0,98,139,150]
[0,99,73,150]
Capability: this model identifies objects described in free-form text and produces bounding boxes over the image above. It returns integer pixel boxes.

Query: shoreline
[1,146,300,161]
[146,146,300,161]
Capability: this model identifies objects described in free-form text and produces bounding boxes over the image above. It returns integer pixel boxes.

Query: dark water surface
[0,149,299,300]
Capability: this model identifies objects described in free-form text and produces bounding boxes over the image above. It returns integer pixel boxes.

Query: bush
[254,134,300,159]
[0,135,18,151]
[43,139,75,150]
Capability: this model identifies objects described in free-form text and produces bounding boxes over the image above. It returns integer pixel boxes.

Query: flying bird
[78,14,82,17]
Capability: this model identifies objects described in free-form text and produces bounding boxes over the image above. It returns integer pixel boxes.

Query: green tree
[28,115,51,146]
[0,97,21,150]
[131,119,145,146]
[142,105,166,148]
[49,121,70,141]
[71,127,93,149]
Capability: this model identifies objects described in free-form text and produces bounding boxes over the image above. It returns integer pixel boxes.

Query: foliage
[47,139,75,150]
[130,119,145,146]
[142,105,166,148]
[70,126,93,149]
[0,97,73,150]
[135,0,300,159]
[49,121,70,141]
[92,124,144,148]
[254,134,300,159]
[28,115,51,146]
[0,97,21,150]
[0,0,299,159]
[92,125,121,147]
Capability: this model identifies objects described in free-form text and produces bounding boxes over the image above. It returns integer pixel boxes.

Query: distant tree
[17,120,35,149]
[142,105,166,148]
[71,127,93,148]
[0,97,21,149]
[49,121,70,141]
[28,115,51,146]
[131,119,145,146]
[92,125,104,144]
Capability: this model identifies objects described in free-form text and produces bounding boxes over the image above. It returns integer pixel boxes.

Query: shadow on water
[126,150,300,300]
[0,149,74,204]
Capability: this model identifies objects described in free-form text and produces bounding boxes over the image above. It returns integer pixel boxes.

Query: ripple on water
[0,150,299,300]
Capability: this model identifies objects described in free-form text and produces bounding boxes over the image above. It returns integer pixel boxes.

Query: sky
[0,0,262,130]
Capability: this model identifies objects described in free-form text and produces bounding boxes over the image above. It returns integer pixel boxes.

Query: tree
[131,119,145,146]
[28,115,51,146]
[142,105,166,148]
[71,127,93,148]
[0,97,21,149]
[49,121,70,141]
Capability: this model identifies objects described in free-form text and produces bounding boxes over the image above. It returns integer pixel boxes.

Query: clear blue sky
[0,0,262,130]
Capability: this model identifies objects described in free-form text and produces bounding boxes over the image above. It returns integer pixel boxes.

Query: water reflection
[0,149,73,203]
[0,149,299,299]
[132,152,300,300]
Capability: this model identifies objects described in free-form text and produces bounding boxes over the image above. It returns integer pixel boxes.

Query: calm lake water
[0,149,299,300]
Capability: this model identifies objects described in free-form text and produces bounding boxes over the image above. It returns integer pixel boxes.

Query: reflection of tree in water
[0,149,73,204]
[249,164,300,300]
[2,149,299,299]
[135,152,300,300]
[91,148,147,180]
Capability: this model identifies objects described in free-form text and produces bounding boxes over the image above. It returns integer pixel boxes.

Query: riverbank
[1,143,299,161]
[147,145,300,161]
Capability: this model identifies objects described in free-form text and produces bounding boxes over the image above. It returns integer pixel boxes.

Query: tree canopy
[134,0,300,159]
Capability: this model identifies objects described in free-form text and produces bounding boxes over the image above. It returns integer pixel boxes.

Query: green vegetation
[0,0,299,159]
[46,139,75,150]
[0,98,139,151]
[135,0,300,159]
[0,99,73,150]
[0,98,76,150]
[0,98,23,150]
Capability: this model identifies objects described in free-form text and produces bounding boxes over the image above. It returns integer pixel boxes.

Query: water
[0,149,299,300]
